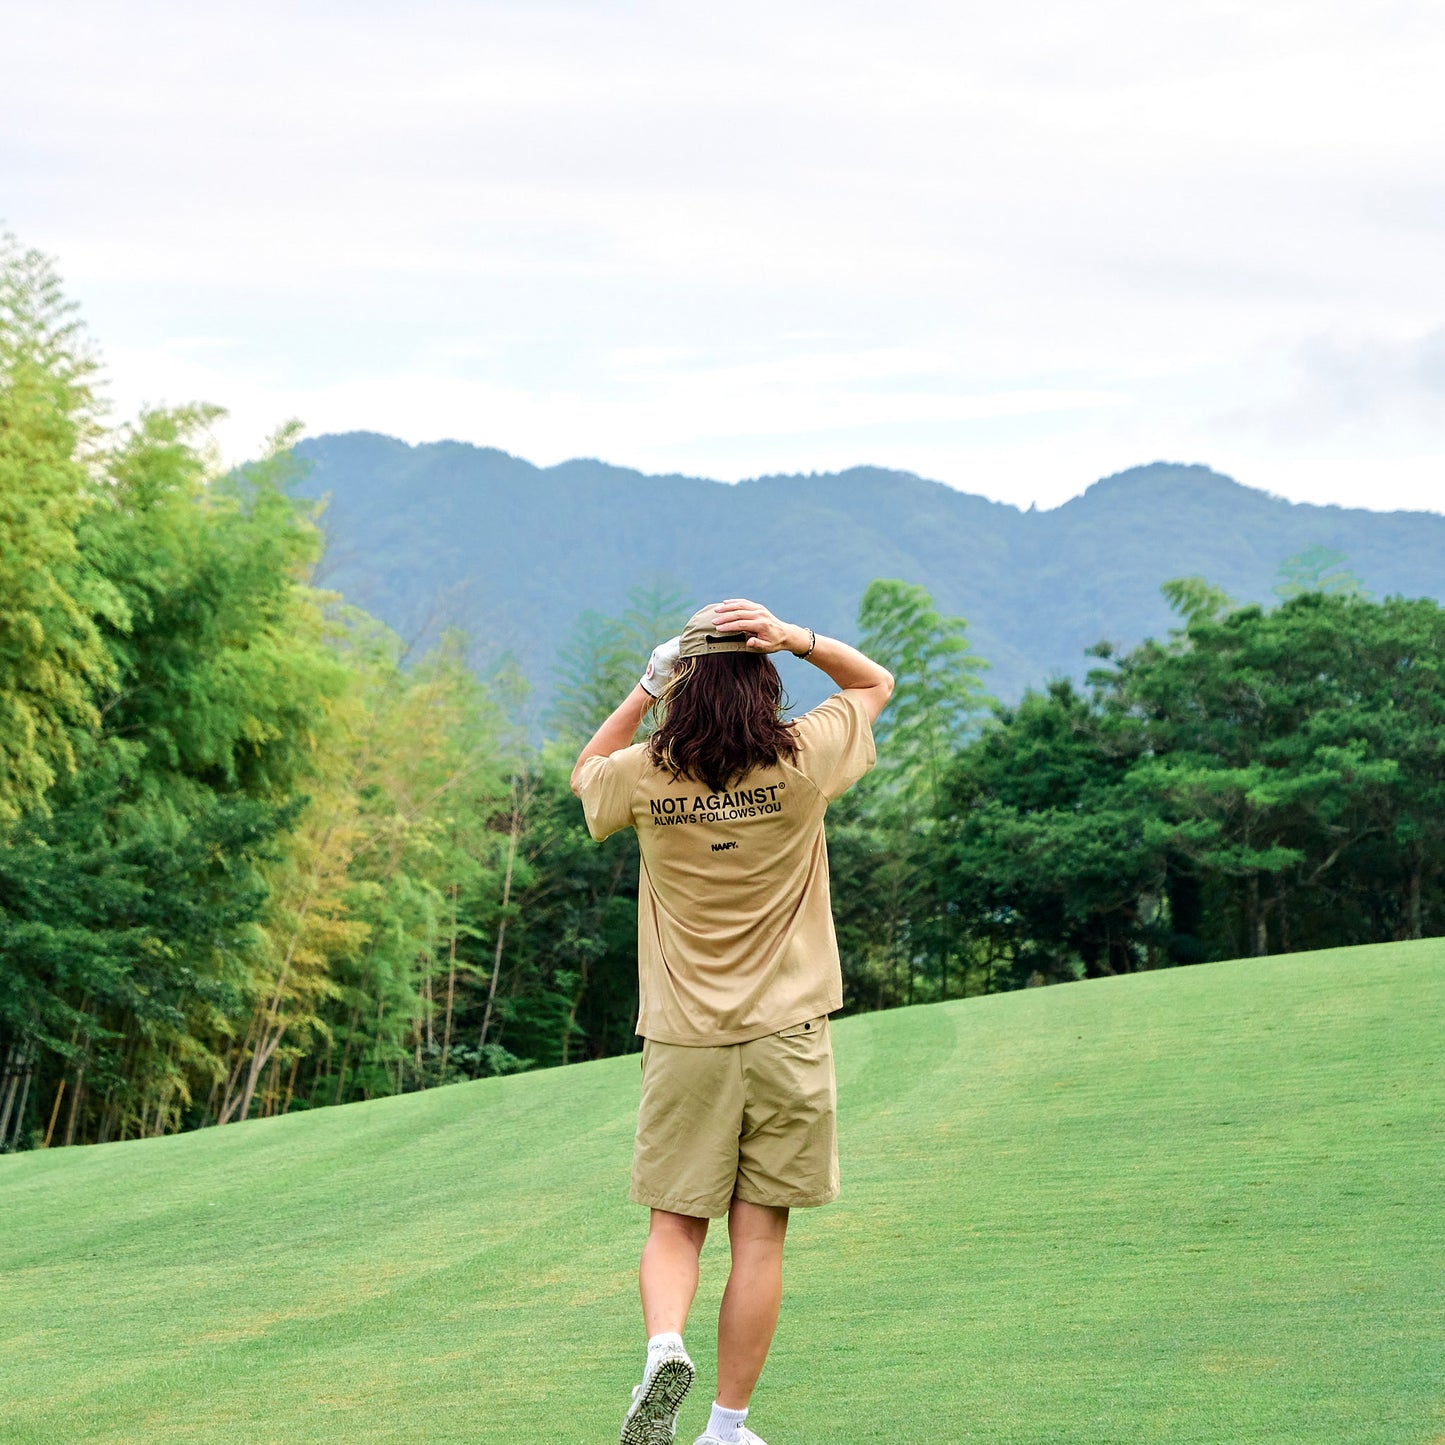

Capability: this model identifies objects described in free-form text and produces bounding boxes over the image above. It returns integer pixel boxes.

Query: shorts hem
[630,1189,732,1220]
[733,1185,840,1210]
[631,1185,840,1216]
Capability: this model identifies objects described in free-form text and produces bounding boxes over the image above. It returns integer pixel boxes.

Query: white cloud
[5,0,1444,513]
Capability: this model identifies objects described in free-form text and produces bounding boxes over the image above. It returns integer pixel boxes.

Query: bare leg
[715,1198,789,1409]
[640,1209,710,1337]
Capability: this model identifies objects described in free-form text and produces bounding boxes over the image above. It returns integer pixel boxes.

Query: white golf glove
[640,636,682,697]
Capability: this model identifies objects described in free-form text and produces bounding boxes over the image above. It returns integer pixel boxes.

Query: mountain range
[293,432,1445,720]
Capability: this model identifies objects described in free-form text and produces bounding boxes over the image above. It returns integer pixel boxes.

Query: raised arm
[568,636,680,794]
[569,685,652,794]
[710,598,895,723]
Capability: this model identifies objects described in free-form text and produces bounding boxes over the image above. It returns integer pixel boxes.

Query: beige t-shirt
[575,689,876,1046]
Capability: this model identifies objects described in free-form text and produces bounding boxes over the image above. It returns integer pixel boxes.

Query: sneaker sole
[619,1355,695,1445]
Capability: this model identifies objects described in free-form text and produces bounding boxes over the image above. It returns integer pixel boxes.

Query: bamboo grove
[3,236,1444,1151]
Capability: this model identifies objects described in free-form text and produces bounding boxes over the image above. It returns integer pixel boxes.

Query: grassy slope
[2,941,1442,1445]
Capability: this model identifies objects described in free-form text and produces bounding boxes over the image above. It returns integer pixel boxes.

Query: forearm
[570,684,652,793]
[782,624,893,693]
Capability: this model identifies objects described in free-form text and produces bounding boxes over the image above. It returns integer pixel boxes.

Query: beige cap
[678,603,753,659]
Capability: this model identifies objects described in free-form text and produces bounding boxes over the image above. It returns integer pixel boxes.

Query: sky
[6,0,1444,512]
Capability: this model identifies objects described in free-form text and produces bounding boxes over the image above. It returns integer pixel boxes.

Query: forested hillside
[5,230,1445,1158]
[295,431,1445,715]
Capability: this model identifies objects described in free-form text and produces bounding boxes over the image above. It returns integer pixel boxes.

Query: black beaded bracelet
[795,626,817,659]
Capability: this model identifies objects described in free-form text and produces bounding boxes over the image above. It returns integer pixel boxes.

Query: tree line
[829,574,1445,1009]
[3,234,1443,1152]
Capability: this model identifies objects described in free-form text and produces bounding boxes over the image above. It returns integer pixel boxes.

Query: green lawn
[3,942,1442,1445]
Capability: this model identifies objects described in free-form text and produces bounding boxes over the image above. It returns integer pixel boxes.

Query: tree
[1105,591,1400,959]
[0,234,120,822]
[930,582,1445,985]
[857,579,988,812]
[830,580,990,1006]
[219,618,514,1121]
[1160,575,1234,626]
[939,680,1163,983]
[548,584,690,744]
[0,400,344,1147]
[1273,545,1369,602]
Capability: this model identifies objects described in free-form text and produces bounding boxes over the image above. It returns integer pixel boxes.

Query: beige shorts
[631,1016,839,1219]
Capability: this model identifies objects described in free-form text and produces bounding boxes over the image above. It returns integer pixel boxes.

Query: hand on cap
[640,635,682,697]
[711,599,801,655]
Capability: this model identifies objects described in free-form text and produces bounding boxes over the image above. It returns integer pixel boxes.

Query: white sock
[647,1331,685,1356]
[707,1402,748,1443]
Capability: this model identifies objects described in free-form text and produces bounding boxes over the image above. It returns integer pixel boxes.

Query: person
[571,597,894,1445]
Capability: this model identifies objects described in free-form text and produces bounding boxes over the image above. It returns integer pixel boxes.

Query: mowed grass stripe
[1,941,1440,1444]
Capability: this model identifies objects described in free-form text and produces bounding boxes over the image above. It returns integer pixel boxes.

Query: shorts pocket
[777,1017,826,1039]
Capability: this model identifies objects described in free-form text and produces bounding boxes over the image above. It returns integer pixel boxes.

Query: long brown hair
[647,652,799,792]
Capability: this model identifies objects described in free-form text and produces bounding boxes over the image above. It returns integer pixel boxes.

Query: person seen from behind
[571,598,894,1445]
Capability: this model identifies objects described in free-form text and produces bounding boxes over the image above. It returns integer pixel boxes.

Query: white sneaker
[619,1340,696,1444]
[692,1432,768,1445]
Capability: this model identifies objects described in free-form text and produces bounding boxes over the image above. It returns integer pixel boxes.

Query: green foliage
[1160,574,1234,626]
[940,679,1159,984]
[93,411,344,803]
[548,611,636,745]
[936,585,1445,983]
[830,581,989,1009]
[548,583,689,744]
[7,225,1445,1156]
[1274,544,1369,601]
[857,577,988,808]
[0,235,121,820]
[498,744,642,1068]
[0,392,353,1145]
[831,577,1445,1001]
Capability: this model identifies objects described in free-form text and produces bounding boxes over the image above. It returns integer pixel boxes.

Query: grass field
[2,941,1442,1445]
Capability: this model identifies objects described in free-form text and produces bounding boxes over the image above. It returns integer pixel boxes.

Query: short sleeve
[789,690,877,801]
[574,746,645,841]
